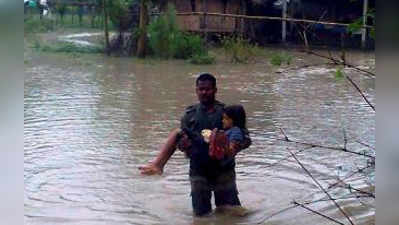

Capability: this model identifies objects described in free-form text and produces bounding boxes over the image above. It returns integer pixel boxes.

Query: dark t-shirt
[180,101,235,178]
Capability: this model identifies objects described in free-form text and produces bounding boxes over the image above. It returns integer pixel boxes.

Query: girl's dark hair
[224,105,246,129]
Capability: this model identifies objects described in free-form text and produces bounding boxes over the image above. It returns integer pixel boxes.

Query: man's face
[196,80,217,105]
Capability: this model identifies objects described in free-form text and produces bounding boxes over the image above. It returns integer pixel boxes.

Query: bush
[148,4,207,59]
[171,32,206,59]
[148,5,179,58]
[50,43,104,54]
[31,40,103,54]
[24,17,55,33]
[189,53,215,65]
[222,36,260,63]
[270,52,293,66]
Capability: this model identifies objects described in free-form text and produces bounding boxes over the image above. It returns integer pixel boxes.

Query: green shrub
[222,36,260,63]
[148,4,207,59]
[148,5,179,58]
[335,67,345,80]
[24,17,55,33]
[51,43,103,53]
[270,52,293,66]
[32,41,103,54]
[189,53,215,64]
[270,54,282,66]
[172,32,205,59]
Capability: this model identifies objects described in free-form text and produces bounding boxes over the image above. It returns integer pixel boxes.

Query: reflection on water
[25,51,375,225]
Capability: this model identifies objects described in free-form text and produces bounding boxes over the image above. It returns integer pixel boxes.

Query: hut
[246,0,375,48]
[162,0,248,33]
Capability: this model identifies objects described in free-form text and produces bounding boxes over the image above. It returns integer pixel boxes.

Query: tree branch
[345,75,375,111]
[306,51,375,78]
[263,146,314,169]
[273,133,375,158]
[293,201,345,225]
[328,164,373,190]
[289,150,355,225]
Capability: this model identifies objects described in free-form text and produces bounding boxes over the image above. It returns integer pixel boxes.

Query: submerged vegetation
[222,36,261,64]
[25,17,55,33]
[30,37,103,54]
[147,5,212,64]
[270,52,293,66]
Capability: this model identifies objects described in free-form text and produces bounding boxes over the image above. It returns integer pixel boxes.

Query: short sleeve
[180,105,196,130]
[227,127,244,142]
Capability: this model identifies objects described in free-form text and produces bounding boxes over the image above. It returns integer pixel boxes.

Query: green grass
[335,67,345,80]
[188,53,215,65]
[222,36,261,63]
[31,39,103,54]
[24,17,56,33]
[24,13,120,34]
[270,52,293,66]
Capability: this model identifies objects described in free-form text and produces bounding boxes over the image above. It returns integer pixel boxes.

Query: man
[139,73,250,216]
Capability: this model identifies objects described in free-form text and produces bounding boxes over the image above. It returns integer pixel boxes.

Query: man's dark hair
[196,73,216,87]
[224,105,247,129]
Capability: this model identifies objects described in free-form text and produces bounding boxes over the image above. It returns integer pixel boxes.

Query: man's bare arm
[138,128,181,175]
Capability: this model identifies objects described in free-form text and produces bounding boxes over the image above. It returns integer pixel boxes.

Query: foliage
[335,67,345,80]
[32,40,103,54]
[347,9,375,39]
[148,4,207,59]
[172,32,206,59]
[270,52,293,66]
[24,17,55,33]
[221,36,260,63]
[54,0,67,18]
[147,5,179,58]
[188,53,215,65]
[108,0,135,32]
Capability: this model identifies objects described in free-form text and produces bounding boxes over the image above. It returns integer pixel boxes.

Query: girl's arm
[225,140,240,157]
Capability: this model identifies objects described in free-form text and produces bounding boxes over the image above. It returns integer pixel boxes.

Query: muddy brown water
[24,46,375,225]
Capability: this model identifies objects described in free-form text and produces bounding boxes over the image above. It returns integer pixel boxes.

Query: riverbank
[24,28,375,75]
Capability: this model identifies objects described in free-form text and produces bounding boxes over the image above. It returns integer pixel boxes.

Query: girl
[208,104,248,160]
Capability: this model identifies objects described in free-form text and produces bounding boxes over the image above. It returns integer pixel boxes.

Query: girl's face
[222,113,233,130]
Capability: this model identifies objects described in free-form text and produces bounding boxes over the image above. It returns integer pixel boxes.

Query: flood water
[24,46,375,225]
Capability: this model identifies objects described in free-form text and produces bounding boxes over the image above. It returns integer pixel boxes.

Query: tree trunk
[79,6,83,27]
[103,0,110,55]
[137,0,149,58]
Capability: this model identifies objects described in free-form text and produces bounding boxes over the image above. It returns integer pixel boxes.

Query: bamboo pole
[103,0,110,56]
[173,12,373,29]
[361,0,369,49]
[282,0,287,43]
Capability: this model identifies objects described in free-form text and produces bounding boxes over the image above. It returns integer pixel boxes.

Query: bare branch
[279,127,289,141]
[328,164,373,190]
[343,128,348,150]
[336,183,375,198]
[306,51,376,78]
[345,75,375,111]
[256,205,299,224]
[293,201,345,225]
[355,140,375,150]
[263,146,314,169]
[274,136,375,158]
[288,150,355,225]
[303,194,374,205]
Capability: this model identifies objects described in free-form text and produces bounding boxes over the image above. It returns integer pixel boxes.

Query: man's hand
[138,163,163,175]
[176,131,192,153]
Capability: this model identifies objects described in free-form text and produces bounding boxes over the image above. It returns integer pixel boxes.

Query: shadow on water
[25,44,375,225]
